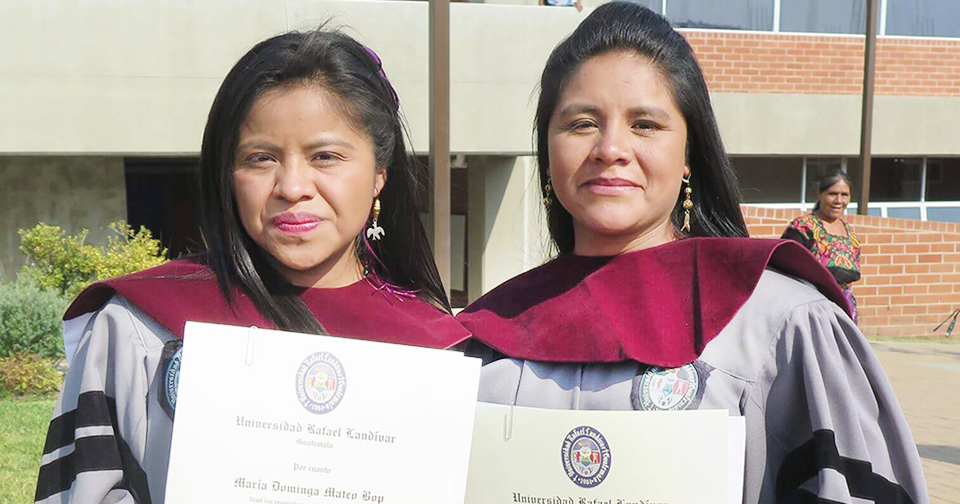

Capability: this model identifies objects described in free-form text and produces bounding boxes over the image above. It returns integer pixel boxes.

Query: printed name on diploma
[234,478,385,503]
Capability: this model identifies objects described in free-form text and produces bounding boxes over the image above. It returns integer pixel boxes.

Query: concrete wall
[467,155,550,299]
[714,94,960,156]
[0,0,584,156]
[0,156,127,281]
[3,0,958,158]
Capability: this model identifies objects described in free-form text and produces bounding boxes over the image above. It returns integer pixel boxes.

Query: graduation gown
[35,258,469,504]
[458,238,928,504]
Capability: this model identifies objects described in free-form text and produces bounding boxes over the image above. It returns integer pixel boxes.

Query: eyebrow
[557,104,670,121]
[236,138,356,152]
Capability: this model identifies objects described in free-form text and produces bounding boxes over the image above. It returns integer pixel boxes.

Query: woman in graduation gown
[458,4,928,503]
[35,29,469,504]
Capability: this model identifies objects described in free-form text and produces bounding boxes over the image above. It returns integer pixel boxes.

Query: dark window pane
[846,157,863,203]
[887,207,922,220]
[804,157,844,204]
[732,156,803,203]
[927,207,960,223]
[870,157,922,202]
[667,0,774,30]
[925,158,960,202]
[887,0,960,37]
[868,206,883,217]
[780,0,865,34]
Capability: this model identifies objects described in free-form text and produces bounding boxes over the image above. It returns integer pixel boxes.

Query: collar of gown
[64,258,470,349]
[457,237,851,366]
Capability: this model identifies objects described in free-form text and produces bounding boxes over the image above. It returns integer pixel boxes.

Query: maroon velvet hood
[457,238,851,366]
[65,259,470,349]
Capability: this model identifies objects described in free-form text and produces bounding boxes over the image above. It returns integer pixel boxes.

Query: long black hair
[199,28,450,334]
[535,2,748,253]
[813,171,854,211]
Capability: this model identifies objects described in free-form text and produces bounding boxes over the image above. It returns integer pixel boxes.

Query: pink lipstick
[582,177,640,196]
[272,212,322,234]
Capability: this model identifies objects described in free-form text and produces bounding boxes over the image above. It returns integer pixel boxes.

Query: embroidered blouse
[782,213,862,285]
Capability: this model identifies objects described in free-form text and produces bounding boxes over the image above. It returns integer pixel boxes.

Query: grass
[0,395,54,504]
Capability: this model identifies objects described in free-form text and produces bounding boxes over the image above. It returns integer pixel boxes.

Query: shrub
[0,280,68,359]
[0,354,62,396]
[19,221,168,301]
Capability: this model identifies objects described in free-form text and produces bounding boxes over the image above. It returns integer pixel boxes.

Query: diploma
[465,403,743,504]
[164,322,481,504]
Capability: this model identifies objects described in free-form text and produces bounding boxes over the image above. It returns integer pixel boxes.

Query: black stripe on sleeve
[776,429,914,504]
[42,391,115,455]
[35,393,153,503]
[780,489,845,504]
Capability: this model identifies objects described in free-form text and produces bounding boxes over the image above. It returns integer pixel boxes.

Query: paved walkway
[872,341,960,504]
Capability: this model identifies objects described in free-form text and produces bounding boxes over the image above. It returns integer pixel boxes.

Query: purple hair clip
[364,46,400,108]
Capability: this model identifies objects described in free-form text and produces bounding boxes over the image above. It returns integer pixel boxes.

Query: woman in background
[783,171,862,323]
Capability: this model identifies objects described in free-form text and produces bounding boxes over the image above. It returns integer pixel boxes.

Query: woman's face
[233,84,385,288]
[547,51,689,256]
[817,180,852,222]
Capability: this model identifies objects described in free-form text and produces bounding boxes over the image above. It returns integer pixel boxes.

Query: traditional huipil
[458,237,928,504]
[782,213,863,323]
[35,259,470,504]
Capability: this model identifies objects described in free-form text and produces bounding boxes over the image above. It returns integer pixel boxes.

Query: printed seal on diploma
[561,426,612,488]
[295,351,347,414]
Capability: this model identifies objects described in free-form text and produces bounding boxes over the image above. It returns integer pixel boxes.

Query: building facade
[2,0,958,336]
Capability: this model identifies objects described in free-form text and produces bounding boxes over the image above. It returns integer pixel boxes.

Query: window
[925,158,960,201]
[732,156,803,203]
[780,0,865,34]
[927,207,960,223]
[804,157,844,204]
[869,158,922,201]
[887,0,960,37]
[667,0,774,31]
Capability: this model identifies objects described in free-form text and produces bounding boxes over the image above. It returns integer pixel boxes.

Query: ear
[683,165,691,179]
[374,166,387,198]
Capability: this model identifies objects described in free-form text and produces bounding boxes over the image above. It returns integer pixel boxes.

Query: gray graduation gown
[469,270,930,504]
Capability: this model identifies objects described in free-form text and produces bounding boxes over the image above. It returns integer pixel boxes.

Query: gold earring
[543,177,553,209]
[681,176,693,233]
[366,197,385,241]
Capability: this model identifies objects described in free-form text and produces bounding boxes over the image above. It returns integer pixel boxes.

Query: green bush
[0,354,62,396]
[19,221,168,301]
[0,280,68,359]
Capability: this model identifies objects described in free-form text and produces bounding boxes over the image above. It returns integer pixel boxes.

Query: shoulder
[700,268,848,380]
[65,293,176,366]
[786,214,817,231]
[65,258,213,320]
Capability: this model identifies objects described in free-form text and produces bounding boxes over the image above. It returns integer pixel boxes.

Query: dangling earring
[366,197,386,241]
[681,175,693,233]
[543,177,554,209]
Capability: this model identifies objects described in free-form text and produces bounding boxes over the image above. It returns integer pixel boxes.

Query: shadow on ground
[917,444,960,465]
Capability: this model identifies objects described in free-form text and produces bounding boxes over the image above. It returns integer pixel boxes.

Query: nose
[590,124,630,166]
[274,159,316,203]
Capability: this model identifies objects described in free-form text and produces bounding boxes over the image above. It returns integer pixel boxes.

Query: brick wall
[683,30,960,97]
[743,206,960,338]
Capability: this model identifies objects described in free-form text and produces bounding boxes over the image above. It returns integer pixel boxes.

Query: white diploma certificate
[164,322,481,504]
[465,403,744,504]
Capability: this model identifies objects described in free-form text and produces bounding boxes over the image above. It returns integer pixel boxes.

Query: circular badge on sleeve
[636,364,700,411]
[295,352,347,414]
[561,426,611,488]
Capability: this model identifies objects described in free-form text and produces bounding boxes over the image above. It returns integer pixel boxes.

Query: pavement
[872,341,960,504]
